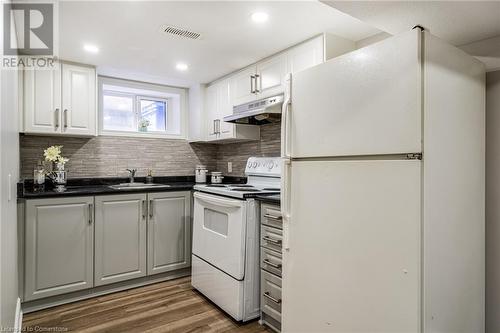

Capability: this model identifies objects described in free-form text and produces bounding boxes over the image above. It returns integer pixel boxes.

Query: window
[99,77,187,138]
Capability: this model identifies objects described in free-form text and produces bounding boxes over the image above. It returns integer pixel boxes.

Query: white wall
[0,3,20,330]
[355,32,391,49]
[487,70,500,333]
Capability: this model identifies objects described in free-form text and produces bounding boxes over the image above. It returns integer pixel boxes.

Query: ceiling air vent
[160,25,202,40]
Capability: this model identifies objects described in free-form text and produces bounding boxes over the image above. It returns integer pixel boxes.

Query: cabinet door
[25,197,94,301]
[61,64,96,136]
[256,53,287,98]
[205,84,219,141]
[217,79,234,139]
[231,66,257,106]
[147,192,191,275]
[94,194,147,286]
[287,35,324,74]
[23,65,62,134]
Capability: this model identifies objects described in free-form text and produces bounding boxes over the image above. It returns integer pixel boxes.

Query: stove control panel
[245,157,281,177]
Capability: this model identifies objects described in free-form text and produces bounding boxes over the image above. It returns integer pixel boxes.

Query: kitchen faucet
[126,169,137,183]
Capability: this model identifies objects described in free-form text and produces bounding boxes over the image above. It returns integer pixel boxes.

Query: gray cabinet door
[147,191,191,275]
[94,193,147,286]
[25,196,94,301]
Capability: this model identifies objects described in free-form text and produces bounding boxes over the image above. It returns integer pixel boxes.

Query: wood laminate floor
[23,277,272,333]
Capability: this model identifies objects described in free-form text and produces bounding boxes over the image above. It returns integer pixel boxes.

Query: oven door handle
[194,192,244,208]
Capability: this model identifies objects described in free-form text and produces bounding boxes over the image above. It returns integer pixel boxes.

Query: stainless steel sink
[109,183,171,190]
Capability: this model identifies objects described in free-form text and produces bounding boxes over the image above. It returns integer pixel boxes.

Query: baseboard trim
[14,297,22,332]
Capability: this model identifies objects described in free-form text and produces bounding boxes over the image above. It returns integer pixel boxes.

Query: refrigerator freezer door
[289,30,422,158]
[282,160,421,332]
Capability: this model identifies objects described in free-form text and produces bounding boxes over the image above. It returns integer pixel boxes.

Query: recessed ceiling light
[176,62,188,71]
[251,12,269,23]
[83,44,99,53]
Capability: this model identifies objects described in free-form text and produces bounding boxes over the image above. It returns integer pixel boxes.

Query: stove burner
[206,184,227,188]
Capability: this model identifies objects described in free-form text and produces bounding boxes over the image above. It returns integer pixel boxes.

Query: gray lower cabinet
[23,191,192,302]
[24,196,94,301]
[94,193,147,286]
[147,192,191,275]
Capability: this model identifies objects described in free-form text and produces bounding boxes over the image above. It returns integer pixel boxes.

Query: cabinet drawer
[261,204,282,229]
[261,225,283,252]
[261,270,282,322]
[260,247,282,277]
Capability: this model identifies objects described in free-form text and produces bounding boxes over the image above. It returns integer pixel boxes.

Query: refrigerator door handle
[281,157,291,251]
[281,73,292,159]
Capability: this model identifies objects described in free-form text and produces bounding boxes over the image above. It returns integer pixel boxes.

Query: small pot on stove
[211,172,224,184]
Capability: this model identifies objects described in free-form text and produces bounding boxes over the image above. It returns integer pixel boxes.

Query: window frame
[98,76,187,139]
[136,95,169,133]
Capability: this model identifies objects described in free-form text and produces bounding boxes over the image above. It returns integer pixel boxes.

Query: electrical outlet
[228,162,232,173]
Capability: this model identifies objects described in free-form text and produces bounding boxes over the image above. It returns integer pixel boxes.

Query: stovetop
[194,183,280,199]
[194,157,281,199]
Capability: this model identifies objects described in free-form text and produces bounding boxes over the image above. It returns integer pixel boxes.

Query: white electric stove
[193,157,281,199]
[191,157,281,322]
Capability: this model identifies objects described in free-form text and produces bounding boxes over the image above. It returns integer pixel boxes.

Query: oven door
[192,192,247,280]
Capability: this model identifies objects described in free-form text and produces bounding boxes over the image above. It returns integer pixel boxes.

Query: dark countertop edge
[255,194,281,205]
[18,175,247,199]
[18,183,196,200]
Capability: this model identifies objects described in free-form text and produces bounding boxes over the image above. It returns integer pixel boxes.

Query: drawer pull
[263,236,282,245]
[263,292,281,304]
[263,258,282,269]
[264,214,282,220]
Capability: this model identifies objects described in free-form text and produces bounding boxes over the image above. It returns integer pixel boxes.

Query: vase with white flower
[44,145,69,191]
[138,119,150,132]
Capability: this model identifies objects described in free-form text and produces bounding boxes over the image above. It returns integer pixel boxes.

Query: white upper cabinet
[217,80,234,138]
[256,53,288,99]
[188,33,355,143]
[287,35,324,74]
[22,62,97,136]
[204,79,259,142]
[61,64,96,136]
[231,66,258,106]
[23,65,62,134]
[205,84,219,141]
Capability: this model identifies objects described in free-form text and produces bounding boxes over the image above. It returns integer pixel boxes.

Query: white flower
[139,119,150,128]
[57,156,69,165]
[44,145,62,162]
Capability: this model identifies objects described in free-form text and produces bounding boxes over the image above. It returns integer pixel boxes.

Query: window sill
[99,130,186,140]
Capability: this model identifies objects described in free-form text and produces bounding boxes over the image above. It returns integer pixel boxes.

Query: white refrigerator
[280,29,485,332]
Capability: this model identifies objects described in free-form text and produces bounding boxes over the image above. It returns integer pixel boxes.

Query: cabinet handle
[142,200,147,219]
[263,236,282,245]
[149,200,153,218]
[263,292,281,304]
[63,109,68,129]
[250,75,255,94]
[263,258,282,269]
[88,203,93,224]
[213,119,216,135]
[217,119,221,134]
[54,108,60,128]
[254,74,260,93]
[264,214,282,220]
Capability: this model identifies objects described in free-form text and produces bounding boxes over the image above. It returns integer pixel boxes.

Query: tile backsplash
[20,122,281,179]
[216,122,281,176]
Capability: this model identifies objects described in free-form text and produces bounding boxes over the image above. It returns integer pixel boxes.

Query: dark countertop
[19,176,247,199]
[256,194,281,205]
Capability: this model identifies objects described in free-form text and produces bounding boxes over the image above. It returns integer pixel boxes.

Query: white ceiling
[322,1,500,45]
[321,1,500,71]
[58,1,380,87]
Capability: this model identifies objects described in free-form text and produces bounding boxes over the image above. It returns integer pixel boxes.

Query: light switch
[228,162,232,173]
